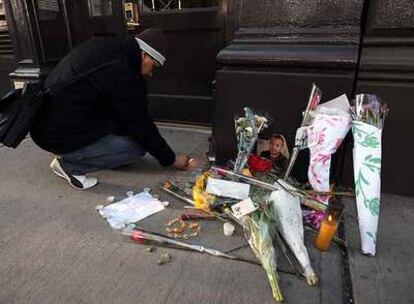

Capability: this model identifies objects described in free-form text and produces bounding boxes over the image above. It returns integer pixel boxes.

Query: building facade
[213,0,414,196]
[3,0,414,196]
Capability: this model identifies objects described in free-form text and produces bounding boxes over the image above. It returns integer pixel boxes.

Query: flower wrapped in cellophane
[351,94,388,256]
[234,108,268,173]
[269,181,318,286]
[201,167,283,302]
[202,166,325,302]
[242,207,283,303]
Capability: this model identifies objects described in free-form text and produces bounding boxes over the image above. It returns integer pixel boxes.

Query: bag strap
[43,59,121,94]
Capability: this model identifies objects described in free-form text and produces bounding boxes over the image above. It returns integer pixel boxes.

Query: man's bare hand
[187,157,200,170]
[173,154,201,170]
[173,154,190,170]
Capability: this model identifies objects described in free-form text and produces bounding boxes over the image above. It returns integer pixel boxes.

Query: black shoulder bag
[0,82,44,148]
[0,59,119,148]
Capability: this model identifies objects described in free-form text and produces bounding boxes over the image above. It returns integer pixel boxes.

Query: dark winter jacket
[30,37,175,166]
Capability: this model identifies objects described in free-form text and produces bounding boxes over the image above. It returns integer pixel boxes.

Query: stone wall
[215,0,414,195]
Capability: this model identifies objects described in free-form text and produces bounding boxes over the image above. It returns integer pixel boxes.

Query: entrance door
[66,0,125,46]
[139,1,226,125]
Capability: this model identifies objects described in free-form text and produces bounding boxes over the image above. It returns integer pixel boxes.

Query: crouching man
[31,29,192,189]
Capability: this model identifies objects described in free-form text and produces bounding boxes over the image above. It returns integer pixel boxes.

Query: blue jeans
[57,135,146,175]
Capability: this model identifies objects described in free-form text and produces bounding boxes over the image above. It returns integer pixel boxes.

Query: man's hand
[173,154,199,170]
[173,154,190,170]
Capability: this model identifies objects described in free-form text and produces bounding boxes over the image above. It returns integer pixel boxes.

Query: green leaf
[353,125,368,139]
[369,157,381,164]
[362,156,382,173]
[360,173,369,186]
[366,232,375,239]
[366,197,380,216]
[364,155,372,161]
[359,132,380,148]
[365,231,377,244]
[355,171,368,199]
[366,232,377,244]
[363,163,380,173]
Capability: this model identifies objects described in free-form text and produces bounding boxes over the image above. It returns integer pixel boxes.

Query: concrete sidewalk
[0,125,412,303]
[343,194,414,304]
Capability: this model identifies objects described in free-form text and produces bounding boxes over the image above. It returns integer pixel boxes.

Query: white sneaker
[50,158,98,190]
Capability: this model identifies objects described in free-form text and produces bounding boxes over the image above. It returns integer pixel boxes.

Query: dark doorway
[138,1,226,125]
[3,0,126,85]
[64,0,125,45]
[0,0,15,96]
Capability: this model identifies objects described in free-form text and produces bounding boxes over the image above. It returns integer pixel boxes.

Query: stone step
[0,50,13,55]
[0,47,13,55]
[0,38,11,44]
[0,28,13,56]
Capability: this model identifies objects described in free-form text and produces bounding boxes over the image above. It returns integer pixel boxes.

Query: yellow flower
[242,168,253,177]
[193,172,215,209]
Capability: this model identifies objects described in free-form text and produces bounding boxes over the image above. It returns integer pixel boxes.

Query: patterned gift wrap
[352,120,382,256]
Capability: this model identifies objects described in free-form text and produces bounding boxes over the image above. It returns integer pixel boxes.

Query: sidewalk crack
[162,253,187,304]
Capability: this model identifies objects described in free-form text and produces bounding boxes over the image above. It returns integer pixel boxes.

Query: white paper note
[99,192,165,229]
[231,198,257,219]
[206,178,250,200]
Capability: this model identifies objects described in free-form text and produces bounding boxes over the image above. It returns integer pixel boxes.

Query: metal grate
[142,0,218,11]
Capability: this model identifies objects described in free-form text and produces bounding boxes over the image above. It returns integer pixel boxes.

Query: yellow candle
[315,215,338,251]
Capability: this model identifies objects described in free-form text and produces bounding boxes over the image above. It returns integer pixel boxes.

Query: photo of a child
[260,134,290,176]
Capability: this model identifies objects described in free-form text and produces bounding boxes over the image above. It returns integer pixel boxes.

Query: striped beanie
[135,29,167,66]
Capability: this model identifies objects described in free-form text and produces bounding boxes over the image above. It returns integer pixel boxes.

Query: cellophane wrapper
[242,211,283,303]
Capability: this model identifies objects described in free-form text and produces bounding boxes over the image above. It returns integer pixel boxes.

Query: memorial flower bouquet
[351,94,388,256]
[269,184,318,286]
[233,108,283,301]
[233,107,268,173]
[187,105,324,302]
[242,204,283,303]
[189,167,284,303]
[306,94,352,204]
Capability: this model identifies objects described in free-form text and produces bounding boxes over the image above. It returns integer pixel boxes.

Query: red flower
[131,231,145,244]
[248,154,272,172]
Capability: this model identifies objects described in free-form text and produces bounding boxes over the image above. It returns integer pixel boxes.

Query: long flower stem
[301,190,355,197]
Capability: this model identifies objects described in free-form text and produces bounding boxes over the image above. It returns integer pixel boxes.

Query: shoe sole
[51,160,87,190]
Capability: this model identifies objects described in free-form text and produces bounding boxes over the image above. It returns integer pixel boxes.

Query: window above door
[142,0,218,12]
[88,0,113,17]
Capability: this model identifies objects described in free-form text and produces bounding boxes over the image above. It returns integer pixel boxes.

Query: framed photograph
[257,133,290,176]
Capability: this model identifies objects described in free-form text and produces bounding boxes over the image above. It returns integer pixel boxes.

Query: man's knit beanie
[135,29,167,66]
